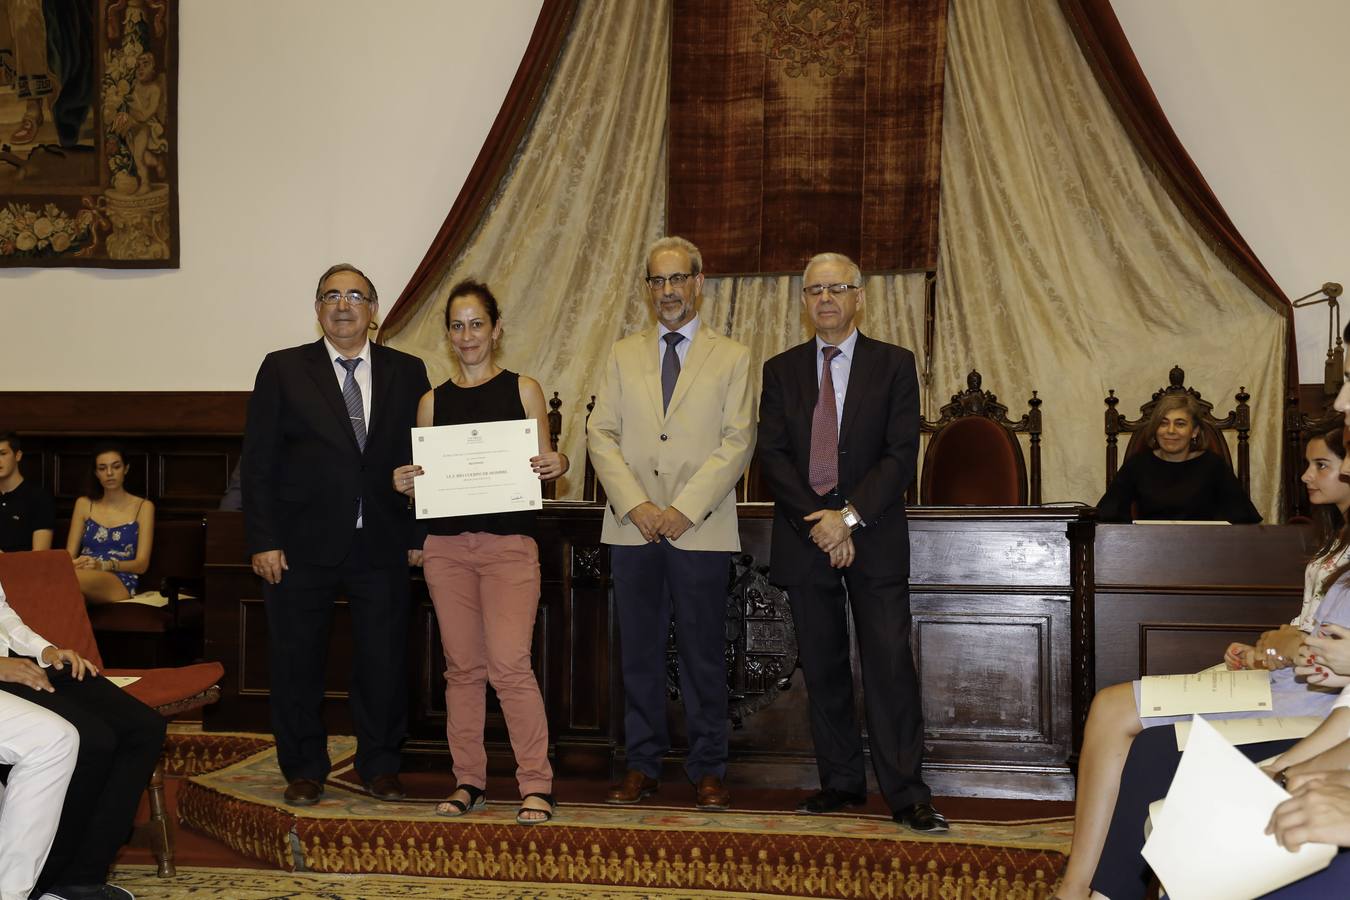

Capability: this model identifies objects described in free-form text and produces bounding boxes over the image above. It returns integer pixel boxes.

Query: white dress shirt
[814,327,859,432]
[658,314,701,369]
[0,580,54,665]
[323,337,373,426]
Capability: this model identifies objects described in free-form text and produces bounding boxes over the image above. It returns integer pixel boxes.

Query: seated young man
[0,576,165,900]
[0,432,57,553]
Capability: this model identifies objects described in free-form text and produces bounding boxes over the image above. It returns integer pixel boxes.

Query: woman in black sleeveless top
[394,281,567,824]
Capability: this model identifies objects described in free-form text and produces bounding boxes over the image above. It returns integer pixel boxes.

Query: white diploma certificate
[1143,716,1335,900]
[1138,670,1272,717]
[1173,715,1323,751]
[412,420,541,519]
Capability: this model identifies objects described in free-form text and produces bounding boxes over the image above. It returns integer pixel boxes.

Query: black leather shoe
[283,777,324,806]
[796,788,867,814]
[893,801,950,833]
[365,773,406,802]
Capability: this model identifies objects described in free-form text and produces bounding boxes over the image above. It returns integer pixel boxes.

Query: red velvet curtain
[379,0,579,341]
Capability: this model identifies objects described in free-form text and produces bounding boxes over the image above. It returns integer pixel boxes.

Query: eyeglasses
[645,273,693,290]
[803,283,860,298]
[319,290,373,306]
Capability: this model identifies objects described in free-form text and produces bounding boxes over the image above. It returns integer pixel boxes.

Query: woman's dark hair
[1311,426,1349,553]
[444,280,500,329]
[87,443,128,502]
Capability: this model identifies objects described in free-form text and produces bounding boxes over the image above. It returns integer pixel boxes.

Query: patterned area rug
[178,737,1070,899]
[111,865,944,899]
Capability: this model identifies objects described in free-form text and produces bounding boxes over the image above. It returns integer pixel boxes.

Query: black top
[1096,450,1262,524]
[0,478,57,553]
[427,371,537,538]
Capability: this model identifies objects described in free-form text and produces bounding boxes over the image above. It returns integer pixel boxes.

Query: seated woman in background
[1096,392,1261,523]
[64,445,154,604]
[1054,425,1350,899]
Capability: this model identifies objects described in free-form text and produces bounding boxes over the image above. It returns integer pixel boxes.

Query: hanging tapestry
[668,0,948,275]
[0,0,178,267]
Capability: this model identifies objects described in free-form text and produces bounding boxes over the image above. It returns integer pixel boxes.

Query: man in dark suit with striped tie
[242,263,429,807]
[756,252,946,833]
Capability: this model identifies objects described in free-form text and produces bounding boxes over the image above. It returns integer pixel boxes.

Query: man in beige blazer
[586,236,755,811]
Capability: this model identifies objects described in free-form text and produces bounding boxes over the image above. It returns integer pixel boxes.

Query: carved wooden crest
[665,554,798,727]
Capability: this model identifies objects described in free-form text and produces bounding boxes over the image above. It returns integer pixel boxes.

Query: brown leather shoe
[283,778,324,806]
[695,774,731,811]
[606,770,658,804]
[365,773,406,802]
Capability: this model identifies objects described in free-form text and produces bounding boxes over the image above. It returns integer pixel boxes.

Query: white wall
[1111,0,1350,385]
[0,0,544,390]
[4,1,1341,389]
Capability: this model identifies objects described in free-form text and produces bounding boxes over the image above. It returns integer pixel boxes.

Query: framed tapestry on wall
[0,0,178,267]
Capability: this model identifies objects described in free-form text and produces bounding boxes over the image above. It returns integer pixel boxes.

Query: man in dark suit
[242,263,429,807]
[756,252,947,833]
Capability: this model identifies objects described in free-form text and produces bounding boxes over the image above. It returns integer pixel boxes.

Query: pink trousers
[422,533,552,796]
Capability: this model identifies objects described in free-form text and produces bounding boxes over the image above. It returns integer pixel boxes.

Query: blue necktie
[337,357,367,450]
[661,332,685,412]
[337,357,366,524]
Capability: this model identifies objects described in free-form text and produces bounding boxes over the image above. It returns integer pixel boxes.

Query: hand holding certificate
[412,419,542,519]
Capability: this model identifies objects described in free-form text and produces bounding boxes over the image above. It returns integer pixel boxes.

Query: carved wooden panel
[1094,524,1312,590]
[1093,591,1296,689]
[158,450,234,502]
[908,516,1072,588]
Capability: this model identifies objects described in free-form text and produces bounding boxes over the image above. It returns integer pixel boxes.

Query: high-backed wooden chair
[917,370,1042,505]
[1104,365,1251,493]
[582,394,608,505]
[0,550,225,878]
[541,391,563,501]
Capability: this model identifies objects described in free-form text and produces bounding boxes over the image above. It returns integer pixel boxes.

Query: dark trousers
[1092,724,1297,899]
[0,666,165,892]
[263,531,410,782]
[786,557,929,812]
[611,541,730,781]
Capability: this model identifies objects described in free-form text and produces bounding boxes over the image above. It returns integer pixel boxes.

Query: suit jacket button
[660,434,668,441]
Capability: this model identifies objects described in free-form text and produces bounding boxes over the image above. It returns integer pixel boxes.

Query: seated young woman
[63,445,154,604]
[1096,392,1261,523]
[1055,426,1350,900]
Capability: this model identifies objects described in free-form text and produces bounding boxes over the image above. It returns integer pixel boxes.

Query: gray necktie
[337,357,367,450]
[661,332,685,412]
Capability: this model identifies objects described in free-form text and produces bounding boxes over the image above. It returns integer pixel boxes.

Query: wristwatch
[840,502,864,533]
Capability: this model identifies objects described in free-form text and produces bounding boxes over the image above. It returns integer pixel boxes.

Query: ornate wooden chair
[1104,365,1250,493]
[541,391,563,501]
[582,394,608,505]
[0,550,225,878]
[917,370,1042,505]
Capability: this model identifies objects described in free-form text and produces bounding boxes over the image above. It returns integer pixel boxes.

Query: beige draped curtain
[389,0,1284,518]
[935,0,1284,519]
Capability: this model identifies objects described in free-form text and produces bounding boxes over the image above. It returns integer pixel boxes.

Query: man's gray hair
[803,252,863,286]
[315,263,378,303]
[646,236,703,277]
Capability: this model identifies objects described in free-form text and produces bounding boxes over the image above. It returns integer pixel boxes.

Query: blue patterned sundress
[79,507,142,594]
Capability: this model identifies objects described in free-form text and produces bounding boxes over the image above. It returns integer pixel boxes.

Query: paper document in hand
[1173,716,1323,751]
[1138,669,1272,716]
[1142,715,1335,900]
[412,420,542,519]
[107,676,141,688]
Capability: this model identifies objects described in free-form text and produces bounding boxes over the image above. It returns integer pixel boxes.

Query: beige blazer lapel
[665,326,716,419]
[636,327,666,423]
